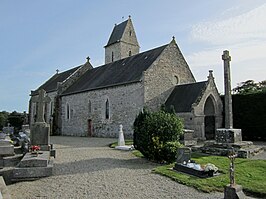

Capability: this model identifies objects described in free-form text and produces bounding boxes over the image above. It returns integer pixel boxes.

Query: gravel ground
[7,136,261,199]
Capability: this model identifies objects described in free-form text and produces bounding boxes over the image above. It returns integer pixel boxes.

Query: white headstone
[118,124,125,146]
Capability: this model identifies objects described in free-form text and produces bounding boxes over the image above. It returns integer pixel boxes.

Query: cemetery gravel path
[7,136,225,199]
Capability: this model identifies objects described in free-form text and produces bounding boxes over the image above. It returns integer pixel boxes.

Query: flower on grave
[30,145,41,152]
[204,163,218,173]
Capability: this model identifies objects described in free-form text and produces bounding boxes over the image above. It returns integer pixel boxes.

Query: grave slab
[18,151,50,168]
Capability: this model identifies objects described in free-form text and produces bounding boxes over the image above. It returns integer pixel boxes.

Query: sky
[1,0,266,112]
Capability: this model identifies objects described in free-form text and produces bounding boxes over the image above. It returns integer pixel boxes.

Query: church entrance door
[88,119,93,137]
[204,96,216,140]
[205,116,215,140]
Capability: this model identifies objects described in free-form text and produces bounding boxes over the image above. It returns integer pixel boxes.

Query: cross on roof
[32,89,51,122]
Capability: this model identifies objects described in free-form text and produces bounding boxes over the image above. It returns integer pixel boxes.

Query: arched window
[66,103,70,120]
[129,30,132,36]
[111,52,114,62]
[105,99,110,119]
[50,102,53,115]
[129,50,132,56]
[174,75,179,85]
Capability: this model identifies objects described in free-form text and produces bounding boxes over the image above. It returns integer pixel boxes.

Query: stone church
[29,16,223,140]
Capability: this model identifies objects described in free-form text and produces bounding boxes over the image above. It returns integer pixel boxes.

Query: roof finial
[208,70,214,80]
[86,56,90,62]
[172,36,175,40]
[128,15,131,19]
[56,69,59,74]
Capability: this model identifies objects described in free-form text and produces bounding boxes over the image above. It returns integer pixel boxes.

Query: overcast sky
[1,0,265,112]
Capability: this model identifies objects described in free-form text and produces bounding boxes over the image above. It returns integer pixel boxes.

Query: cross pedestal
[30,89,51,151]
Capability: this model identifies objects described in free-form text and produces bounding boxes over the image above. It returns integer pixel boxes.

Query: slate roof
[165,81,208,112]
[62,44,168,96]
[31,66,81,96]
[105,20,128,47]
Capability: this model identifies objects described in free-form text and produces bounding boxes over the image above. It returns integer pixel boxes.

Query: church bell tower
[104,16,140,64]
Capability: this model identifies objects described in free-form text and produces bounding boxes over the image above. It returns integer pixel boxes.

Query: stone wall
[105,43,121,64]
[144,40,196,110]
[61,82,144,138]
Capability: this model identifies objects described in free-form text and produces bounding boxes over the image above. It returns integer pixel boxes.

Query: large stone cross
[222,50,233,129]
[32,89,51,123]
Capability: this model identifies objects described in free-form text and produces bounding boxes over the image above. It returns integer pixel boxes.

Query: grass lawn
[154,153,266,197]
[109,140,134,148]
[109,140,266,197]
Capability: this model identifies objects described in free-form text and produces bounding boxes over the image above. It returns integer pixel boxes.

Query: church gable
[142,38,196,110]
[31,65,81,96]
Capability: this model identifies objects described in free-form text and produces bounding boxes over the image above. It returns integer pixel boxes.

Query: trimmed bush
[133,108,183,163]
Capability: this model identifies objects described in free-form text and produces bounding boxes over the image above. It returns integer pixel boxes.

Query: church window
[174,75,179,85]
[66,103,70,120]
[50,102,53,115]
[111,52,114,62]
[129,30,132,36]
[105,99,110,119]
[129,50,132,56]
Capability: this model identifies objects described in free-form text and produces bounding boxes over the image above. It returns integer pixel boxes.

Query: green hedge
[133,108,183,163]
[222,92,266,140]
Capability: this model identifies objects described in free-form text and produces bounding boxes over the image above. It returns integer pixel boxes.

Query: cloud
[190,3,266,45]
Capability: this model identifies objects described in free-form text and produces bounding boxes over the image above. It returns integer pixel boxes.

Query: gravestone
[176,147,191,165]
[115,125,133,151]
[118,124,125,146]
[0,132,14,156]
[2,124,14,135]
[174,147,215,178]
[22,125,30,137]
[30,89,51,151]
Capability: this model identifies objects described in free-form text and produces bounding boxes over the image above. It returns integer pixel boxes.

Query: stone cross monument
[30,89,51,151]
[31,89,51,123]
[216,50,242,144]
[222,50,233,129]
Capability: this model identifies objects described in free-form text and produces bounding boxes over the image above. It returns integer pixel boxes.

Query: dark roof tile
[62,44,168,96]
[31,66,81,95]
[105,20,128,47]
[165,81,208,112]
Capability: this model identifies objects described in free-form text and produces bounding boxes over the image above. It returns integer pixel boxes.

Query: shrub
[133,108,183,163]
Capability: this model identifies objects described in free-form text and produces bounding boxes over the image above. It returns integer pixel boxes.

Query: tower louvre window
[129,50,132,56]
[111,52,114,62]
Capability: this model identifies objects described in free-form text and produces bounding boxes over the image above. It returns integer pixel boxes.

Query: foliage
[154,153,266,197]
[223,92,266,141]
[233,79,266,95]
[133,108,183,163]
[0,111,9,130]
[7,111,26,132]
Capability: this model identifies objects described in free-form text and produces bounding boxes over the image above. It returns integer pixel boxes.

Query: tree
[233,80,266,95]
[8,111,25,132]
[0,111,9,130]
